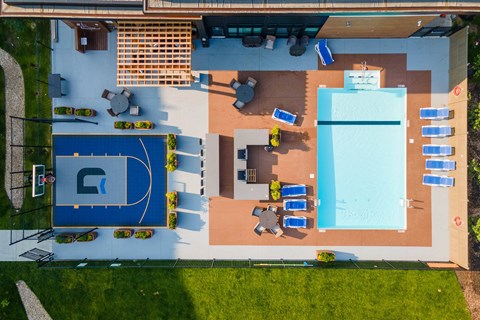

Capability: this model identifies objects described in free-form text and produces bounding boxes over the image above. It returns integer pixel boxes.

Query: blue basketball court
[53,135,167,227]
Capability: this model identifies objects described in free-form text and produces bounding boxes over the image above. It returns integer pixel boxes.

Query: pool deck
[25,21,467,265]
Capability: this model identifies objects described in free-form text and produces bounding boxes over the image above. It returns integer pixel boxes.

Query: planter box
[74,108,97,117]
[134,121,154,130]
[114,121,134,130]
[167,133,177,151]
[134,229,154,239]
[53,106,75,115]
[114,229,134,239]
[76,232,98,242]
[316,250,336,263]
[166,191,178,211]
[55,233,75,244]
[168,211,177,230]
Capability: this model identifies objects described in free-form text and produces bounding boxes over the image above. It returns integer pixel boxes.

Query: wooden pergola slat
[117,21,192,87]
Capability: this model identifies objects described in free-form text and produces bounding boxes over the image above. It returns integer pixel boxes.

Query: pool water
[317,88,406,229]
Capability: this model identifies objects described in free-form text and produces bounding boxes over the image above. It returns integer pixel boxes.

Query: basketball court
[52,135,167,227]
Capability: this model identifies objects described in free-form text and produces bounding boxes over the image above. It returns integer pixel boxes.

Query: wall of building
[317,16,437,38]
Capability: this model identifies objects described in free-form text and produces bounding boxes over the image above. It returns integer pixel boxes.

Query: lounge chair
[281,184,307,197]
[422,174,454,187]
[251,206,263,217]
[422,144,453,156]
[283,199,307,211]
[265,35,276,50]
[272,108,297,125]
[283,215,307,228]
[420,107,450,120]
[270,224,284,238]
[426,159,456,171]
[422,126,453,137]
[233,100,246,111]
[254,222,265,236]
[315,39,334,66]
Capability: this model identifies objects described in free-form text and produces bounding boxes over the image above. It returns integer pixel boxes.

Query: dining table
[258,210,277,229]
[235,84,254,103]
[110,94,130,114]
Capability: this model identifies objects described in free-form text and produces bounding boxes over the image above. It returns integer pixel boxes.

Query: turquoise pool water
[317,88,406,229]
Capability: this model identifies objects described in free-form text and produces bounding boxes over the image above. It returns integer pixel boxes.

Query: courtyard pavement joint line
[0,47,25,209]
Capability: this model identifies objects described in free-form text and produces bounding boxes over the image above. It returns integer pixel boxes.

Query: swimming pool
[317,88,406,229]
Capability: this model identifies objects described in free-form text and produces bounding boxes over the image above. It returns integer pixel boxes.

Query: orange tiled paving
[208,54,433,246]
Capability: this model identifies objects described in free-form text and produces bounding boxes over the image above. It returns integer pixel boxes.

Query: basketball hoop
[453,86,462,97]
[452,216,462,227]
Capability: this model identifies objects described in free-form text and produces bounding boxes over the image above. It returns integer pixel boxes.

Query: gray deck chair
[102,89,115,101]
[270,224,284,238]
[300,35,310,47]
[254,222,265,236]
[287,35,297,46]
[107,108,117,117]
[121,87,133,99]
[251,206,263,217]
[265,35,276,50]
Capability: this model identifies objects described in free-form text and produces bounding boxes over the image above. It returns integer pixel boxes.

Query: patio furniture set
[102,87,155,130]
[230,77,257,110]
[252,205,284,238]
[420,107,456,187]
[287,35,310,57]
[281,184,308,228]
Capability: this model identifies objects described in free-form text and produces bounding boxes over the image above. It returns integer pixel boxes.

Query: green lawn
[0,19,52,230]
[0,263,470,319]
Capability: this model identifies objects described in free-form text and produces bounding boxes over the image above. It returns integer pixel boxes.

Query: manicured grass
[0,19,51,229]
[0,263,470,319]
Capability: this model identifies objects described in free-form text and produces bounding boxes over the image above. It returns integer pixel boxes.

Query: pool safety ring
[453,86,462,97]
[452,216,462,227]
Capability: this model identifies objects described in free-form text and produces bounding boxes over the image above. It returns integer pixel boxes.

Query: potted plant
[168,211,177,230]
[316,250,336,263]
[134,229,154,239]
[53,106,75,115]
[166,191,178,210]
[55,233,75,244]
[113,229,134,239]
[270,180,281,200]
[165,152,177,172]
[134,121,154,130]
[76,232,97,242]
[74,108,96,117]
[270,125,281,147]
[167,133,177,151]
[114,121,133,130]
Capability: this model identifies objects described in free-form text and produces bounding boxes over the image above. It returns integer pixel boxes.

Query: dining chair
[254,222,265,236]
[267,205,278,213]
[270,224,284,238]
[230,79,241,89]
[102,89,115,101]
[107,108,117,117]
[251,206,263,217]
[129,105,140,116]
[246,77,257,88]
[121,87,133,99]
[233,100,246,111]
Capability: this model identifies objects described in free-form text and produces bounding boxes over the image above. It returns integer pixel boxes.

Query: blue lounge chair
[426,159,456,171]
[281,184,307,197]
[422,126,452,137]
[422,174,454,187]
[420,108,450,120]
[422,145,453,156]
[283,199,307,211]
[283,215,307,228]
[272,108,297,125]
[314,39,334,66]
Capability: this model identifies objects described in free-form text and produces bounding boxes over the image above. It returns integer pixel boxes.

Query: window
[211,27,225,38]
[304,27,320,37]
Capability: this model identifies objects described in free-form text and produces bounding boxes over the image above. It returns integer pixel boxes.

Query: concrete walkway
[0,47,25,209]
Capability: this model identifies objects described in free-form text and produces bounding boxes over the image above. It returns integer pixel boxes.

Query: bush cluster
[270,180,281,200]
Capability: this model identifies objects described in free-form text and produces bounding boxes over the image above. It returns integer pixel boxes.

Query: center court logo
[77,168,107,195]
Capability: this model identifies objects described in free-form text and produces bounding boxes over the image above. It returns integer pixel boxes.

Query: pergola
[117,21,192,87]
